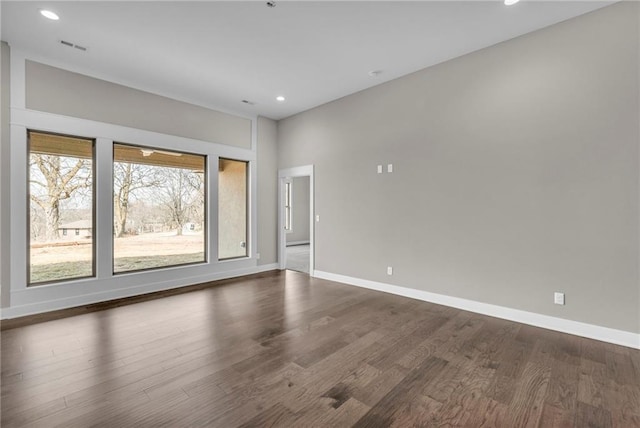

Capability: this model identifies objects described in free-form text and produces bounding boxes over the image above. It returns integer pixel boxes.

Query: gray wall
[26,61,252,148]
[277,3,640,333]
[287,176,310,244]
[0,41,10,308]
[257,117,278,265]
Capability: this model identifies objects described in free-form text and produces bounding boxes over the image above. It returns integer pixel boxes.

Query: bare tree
[30,204,45,240]
[113,162,161,237]
[30,154,91,241]
[160,168,203,236]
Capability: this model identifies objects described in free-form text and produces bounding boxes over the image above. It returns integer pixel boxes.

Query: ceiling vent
[59,40,87,52]
[241,100,255,105]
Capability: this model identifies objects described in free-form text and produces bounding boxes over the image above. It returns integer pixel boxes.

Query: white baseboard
[313,270,640,350]
[0,263,279,320]
[254,263,280,272]
[286,240,310,247]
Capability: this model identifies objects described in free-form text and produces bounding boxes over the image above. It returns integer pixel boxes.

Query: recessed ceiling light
[40,10,60,20]
[276,96,285,102]
[504,0,520,5]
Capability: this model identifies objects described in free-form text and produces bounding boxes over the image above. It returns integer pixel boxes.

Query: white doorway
[278,165,314,275]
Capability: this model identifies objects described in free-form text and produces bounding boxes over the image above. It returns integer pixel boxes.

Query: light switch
[377,165,383,174]
[387,164,393,173]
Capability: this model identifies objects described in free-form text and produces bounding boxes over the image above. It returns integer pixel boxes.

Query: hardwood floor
[1,270,638,427]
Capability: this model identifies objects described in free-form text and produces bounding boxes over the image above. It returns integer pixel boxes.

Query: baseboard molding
[255,263,280,272]
[313,270,640,350]
[286,241,310,247]
[0,263,279,320]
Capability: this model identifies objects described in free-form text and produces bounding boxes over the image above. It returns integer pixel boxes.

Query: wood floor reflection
[2,270,638,427]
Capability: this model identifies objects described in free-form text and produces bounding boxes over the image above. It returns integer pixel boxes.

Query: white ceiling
[2,1,612,120]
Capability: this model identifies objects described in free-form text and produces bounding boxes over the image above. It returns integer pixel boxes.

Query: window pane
[113,143,206,273]
[28,131,94,284]
[219,159,248,260]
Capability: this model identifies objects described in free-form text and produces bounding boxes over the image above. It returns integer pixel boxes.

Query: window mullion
[95,137,113,279]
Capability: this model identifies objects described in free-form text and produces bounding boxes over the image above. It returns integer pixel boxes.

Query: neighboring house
[58,220,92,240]
[182,222,196,233]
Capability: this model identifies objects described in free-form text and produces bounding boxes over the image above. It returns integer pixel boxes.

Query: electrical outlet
[316,215,320,222]
[387,266,393,275]
[387,164,393,173]
[377,165,383,174]
[554,292,565,305]
[256,253,261,260]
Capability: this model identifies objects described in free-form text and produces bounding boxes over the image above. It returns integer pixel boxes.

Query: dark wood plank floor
[1,270,639,427]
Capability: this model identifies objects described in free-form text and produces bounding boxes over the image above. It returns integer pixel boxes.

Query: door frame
[278,165,314,275]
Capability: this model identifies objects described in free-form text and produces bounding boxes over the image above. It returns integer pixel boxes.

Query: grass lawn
[114,252,205,273]
[30,261,93,284]
[30,252,206,283]
[29,232,205,283]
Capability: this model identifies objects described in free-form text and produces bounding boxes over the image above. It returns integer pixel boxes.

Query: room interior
[284,175,311,273]
[0,1,639,426]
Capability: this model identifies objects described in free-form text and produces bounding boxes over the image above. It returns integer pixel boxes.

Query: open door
[278,165,314,276]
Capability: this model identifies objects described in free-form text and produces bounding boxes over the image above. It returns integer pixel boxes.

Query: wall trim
[1,263,278,320]
[313,270,640,350]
